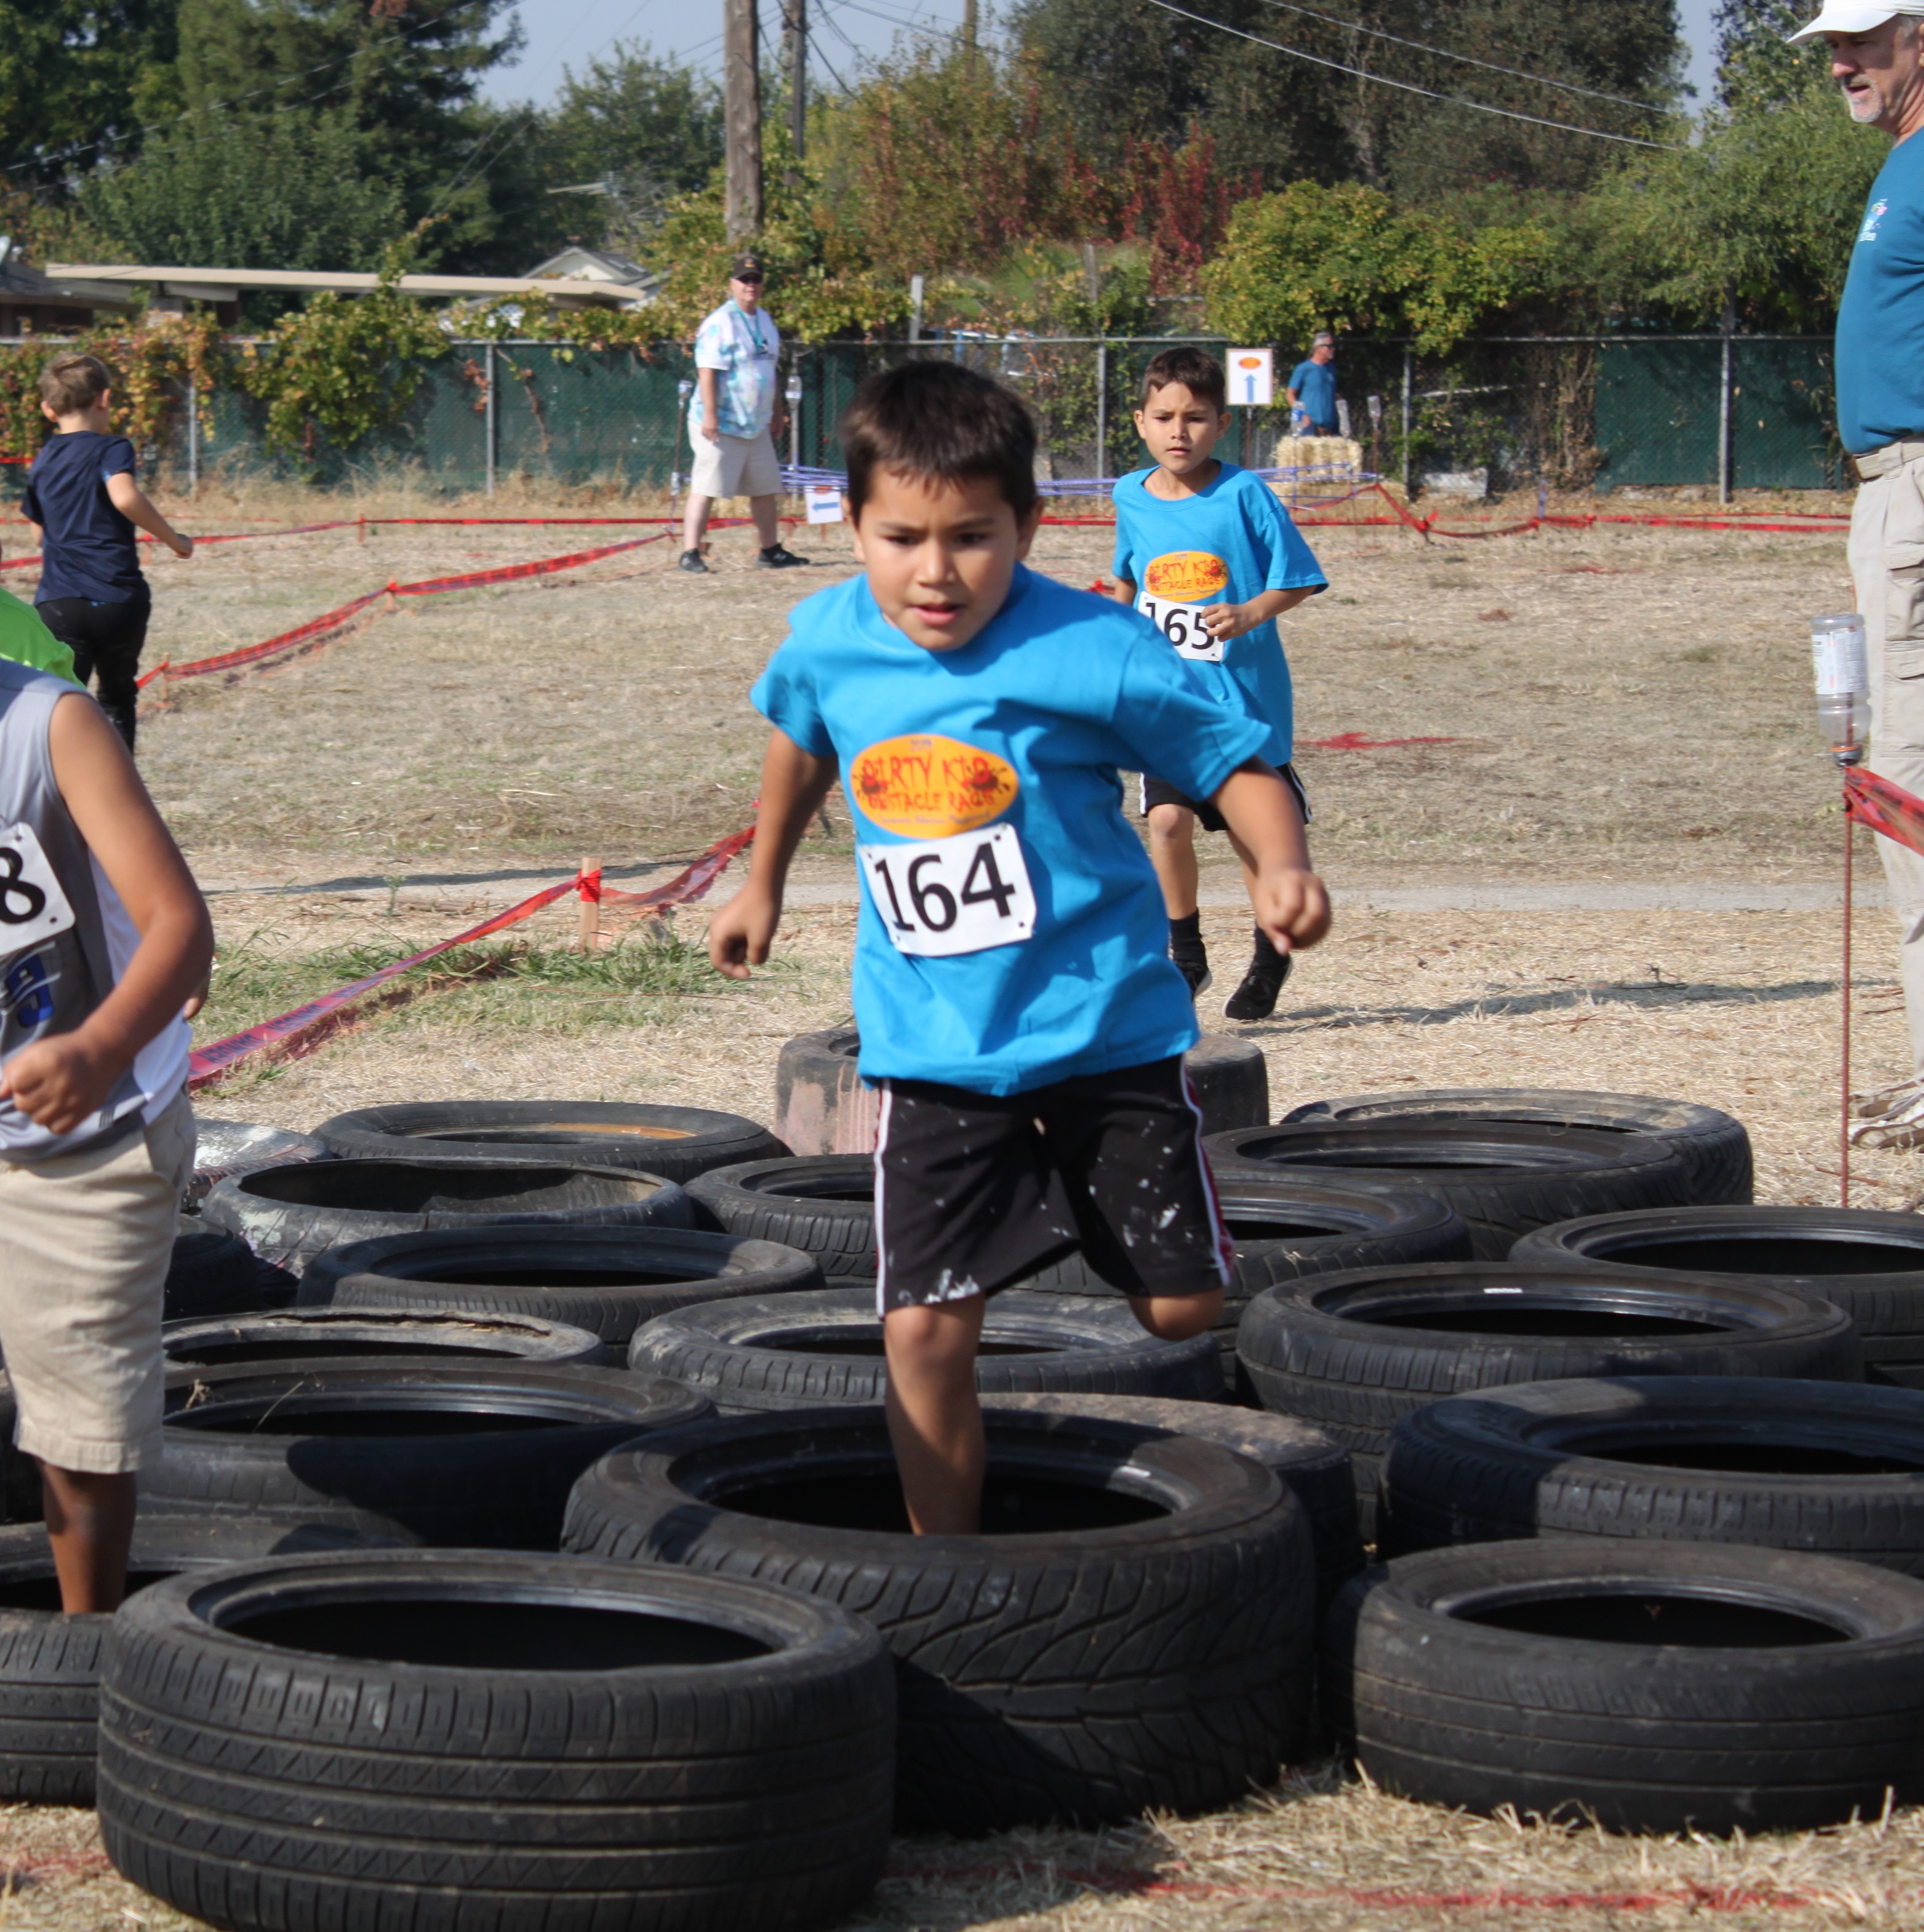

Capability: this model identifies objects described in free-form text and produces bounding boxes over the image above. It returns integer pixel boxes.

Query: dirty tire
[1325,1539,1924,1833]
[300,1227,822,1346]
[97,1550,895,1932]
[687,1158,877,1276]
[162,1306,612,1370]
[564,1405,1314,1830]
[1282,1087,1754,1207]
[200,1158,692,1281]
[166,1220,275,1320]
[184,1120,328,1210]
[1381,1374,1924,1571]
[311,1100,787,1184]
[143,1362,712,1548]
[1206,1121,1691,1261]
[627,1287,1224,1409]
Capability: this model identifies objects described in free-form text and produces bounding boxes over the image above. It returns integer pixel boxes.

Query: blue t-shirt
[1111,461,1327,768]
[1838,134,1924,456]
[21,432,143,604]
[1288,358,1339,431]
[752,564,1270,1096]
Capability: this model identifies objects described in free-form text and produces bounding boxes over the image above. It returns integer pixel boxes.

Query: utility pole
[783,0,807,182]
[724,0,763,240]
[963,0,978,52]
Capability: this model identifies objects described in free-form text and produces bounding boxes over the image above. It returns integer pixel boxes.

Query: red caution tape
[1303,730,1463,751]
[1846,765,1924,859]
[187,824,755,1088]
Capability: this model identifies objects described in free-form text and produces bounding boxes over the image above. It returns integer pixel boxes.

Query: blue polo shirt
[1838,133,1924,456]
[1288,358,1339,432]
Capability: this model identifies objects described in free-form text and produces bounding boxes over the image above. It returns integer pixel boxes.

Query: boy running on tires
[710,362,1329,1533]
[1112,346,1327,1020]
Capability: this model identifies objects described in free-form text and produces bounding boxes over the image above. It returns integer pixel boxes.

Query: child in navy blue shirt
[23,355,192,752]
[711,361,1330,1535]
[1112,346,1327,1020]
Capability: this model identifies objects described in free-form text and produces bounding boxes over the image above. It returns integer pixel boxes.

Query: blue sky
[485,1,1729,111]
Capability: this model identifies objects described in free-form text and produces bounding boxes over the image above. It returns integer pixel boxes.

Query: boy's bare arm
[1201,586,1314,643]
[1212,761,1331,956]
[0,694,213,1133]
[1112,578,1136,606]
[104,473,191,558]
[708,730,839,980]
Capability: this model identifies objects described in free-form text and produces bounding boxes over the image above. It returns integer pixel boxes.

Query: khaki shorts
[0,1090,195,1473]
[688,428,782,501]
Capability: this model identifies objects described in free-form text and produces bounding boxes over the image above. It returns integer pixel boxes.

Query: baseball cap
[729,252,766,282]
[1788,2,1924,43]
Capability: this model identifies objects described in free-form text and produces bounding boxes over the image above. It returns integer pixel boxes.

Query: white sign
[0,823,75,956]
[1227,348,1274,408]
[1136,594,1225,662]
[805,482,844,525]
[858,824,1036,957]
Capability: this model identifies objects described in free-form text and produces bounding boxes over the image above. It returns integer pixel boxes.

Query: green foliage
[1202,181,1552,352]
[0,315,222,466]
[0,2,178,182]
[1716,0,1832,110]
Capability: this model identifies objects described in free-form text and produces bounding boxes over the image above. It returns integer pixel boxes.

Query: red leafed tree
[1110,134,1259,294]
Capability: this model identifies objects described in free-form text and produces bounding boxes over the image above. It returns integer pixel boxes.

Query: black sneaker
[1172,952,1212,1001]
[678,549,710,574]
[757,544,811,569]
[1224,944,1292,1021]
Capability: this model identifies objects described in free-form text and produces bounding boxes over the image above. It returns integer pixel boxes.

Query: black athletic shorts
[1139,763,1310,835]
[873,1054,1234,1313]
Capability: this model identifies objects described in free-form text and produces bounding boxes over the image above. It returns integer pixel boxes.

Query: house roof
[524,244,659,292]
[45,264,648,309]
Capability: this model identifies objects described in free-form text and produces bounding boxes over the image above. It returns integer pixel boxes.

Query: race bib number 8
[0,824,75,956]
[859,824,1036,957]
[1137,594,1225,663]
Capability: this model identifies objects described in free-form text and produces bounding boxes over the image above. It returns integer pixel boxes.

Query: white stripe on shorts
[871,1083,894,1317]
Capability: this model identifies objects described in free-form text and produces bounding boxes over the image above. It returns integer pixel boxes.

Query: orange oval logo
[1143,551,1229,600]
[1237,355,1264,369]
[850,735,1019,838]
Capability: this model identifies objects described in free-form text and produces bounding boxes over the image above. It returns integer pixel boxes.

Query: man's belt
[1854,440,1924,480]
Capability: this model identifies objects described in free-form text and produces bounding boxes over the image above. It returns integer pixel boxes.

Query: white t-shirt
[691,300,781,441]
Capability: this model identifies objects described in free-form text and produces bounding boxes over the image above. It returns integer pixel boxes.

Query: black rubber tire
[1282,1086,1754,1207]
[200,1157,693,1282]
[166,1219,276,1320]
[1325,1538,1924,1834]
[184,1119,328,1210]
[771,1028,1268,1156]
[1240,1264,1865,1540]
[627,1286,1224,1409]
[162,1306,612,1369]
[687,1157,877,1275]
[143,1361,713,1548]
[1206,1121,1692,1260]
[0,1513,390,1806]
[983,1392,1362,1612]
[300,1226,823,1346]
[1381,1374,1924,1573]
[564,1404,1315,1830]
[97,1549,894,1932]
[1511,1205,1924,1384]
[311,1099,789,1184]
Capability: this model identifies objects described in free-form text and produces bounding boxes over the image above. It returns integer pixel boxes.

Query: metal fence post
[186,375,198,497]
[1094,341,1108,482]
[1719,303,1735,506]
[485,342,498,497]
[1401,346,1414,495]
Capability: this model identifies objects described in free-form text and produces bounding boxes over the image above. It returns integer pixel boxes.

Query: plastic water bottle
[1812,613,1869,761]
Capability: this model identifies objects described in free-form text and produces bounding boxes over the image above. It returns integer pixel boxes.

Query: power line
[1137,0,1684,148]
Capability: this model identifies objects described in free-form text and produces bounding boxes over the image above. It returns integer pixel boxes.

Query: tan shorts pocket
[1889,540,1924,657]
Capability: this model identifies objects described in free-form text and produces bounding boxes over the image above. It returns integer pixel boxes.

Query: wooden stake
[578,857,602,953]
[357,515,367,544]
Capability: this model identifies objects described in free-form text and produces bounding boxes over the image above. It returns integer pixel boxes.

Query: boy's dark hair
[39,354,113,415]
[840,361,1038,520]
[1140,346,1226,412]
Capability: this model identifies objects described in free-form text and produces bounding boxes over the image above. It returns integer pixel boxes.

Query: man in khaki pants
[1796,4,1924,1137]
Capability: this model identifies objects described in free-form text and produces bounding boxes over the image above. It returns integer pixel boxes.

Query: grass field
[8,482,1924,1931]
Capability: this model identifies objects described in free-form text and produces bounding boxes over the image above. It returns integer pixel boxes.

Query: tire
[0,1513,391,1806]
[772,1028,1268,1156]
[687,1157,877,1275]
[1381,1374,1924,1574]
[162,1306,611,1370]
[1283,1087,1754,1207]
[627,1287,1224,1409]
[300,1227,822,1346]
[166,1220,278,1320]
[1240,1265,1864,1541]
[983,1392,1362,1612]
[143,1361,713,1548]
[1325,1539,1924,1834]
[311,1100,789,1185]
[200,1157,692,1282]
[1206,1121,1692,1261]
[1512,1205,1924,1384]
[97,1550,894,1932]
[564,1404,1314,1830]
[184,1119,328,1210]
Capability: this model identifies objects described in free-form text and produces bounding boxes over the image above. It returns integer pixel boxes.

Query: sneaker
[678,549,710,574]
[756,544,811,569]
[1224,945,1293,1022]
[1851,1075,1924,1148]
[1172,952,1212,1001]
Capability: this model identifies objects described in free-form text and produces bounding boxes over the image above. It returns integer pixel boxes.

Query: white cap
[1788,2,1924,43]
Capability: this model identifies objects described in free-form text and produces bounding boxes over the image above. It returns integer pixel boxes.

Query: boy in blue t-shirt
[710,362,1330,1535]
[1112,346,1328,1020]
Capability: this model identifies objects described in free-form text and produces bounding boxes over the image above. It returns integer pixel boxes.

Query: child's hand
[170,534,193,559]
[1250,865,1331,957]
[708,885,782,980]
[0,1034,115,1134]
[1200,601,1263,644]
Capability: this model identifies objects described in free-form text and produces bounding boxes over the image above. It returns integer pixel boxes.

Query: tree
[0,2,178,184]
[1715,0,1829,110]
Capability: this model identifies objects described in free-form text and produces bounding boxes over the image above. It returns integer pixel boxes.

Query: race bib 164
[858,824,1036,957]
